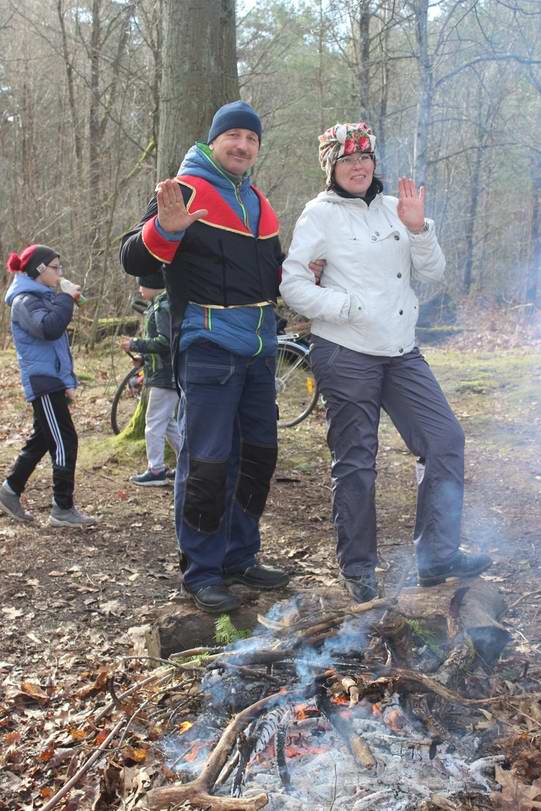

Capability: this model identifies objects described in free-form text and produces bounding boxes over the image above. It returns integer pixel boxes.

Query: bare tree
[157,0,240,179]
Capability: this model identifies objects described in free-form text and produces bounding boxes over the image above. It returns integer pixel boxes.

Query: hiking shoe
[343,571,379,604]
[165,467,176,481]
[224,564,290,590]
[0,483,34,524]
[49,505,98,527]
[130,469,168,486]
[185,584,241,614]
[418,549,493,587]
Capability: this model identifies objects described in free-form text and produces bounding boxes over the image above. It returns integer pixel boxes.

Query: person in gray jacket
[280,121,492,602]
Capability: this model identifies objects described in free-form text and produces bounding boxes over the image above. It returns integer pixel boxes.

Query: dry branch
[40,718,125,811]
[146,686,315,810]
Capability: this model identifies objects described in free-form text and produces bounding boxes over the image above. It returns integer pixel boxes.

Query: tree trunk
[527,149,541,304]
[413,0,432,187]
[357,0,371,121]
[157,0,240,180]
[463,147,482,294]
[57,0,83,178]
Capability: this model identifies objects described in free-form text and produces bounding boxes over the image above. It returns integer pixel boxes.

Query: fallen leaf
[2,606,24,620]
[20,681,49,703]
[123,745,148,763]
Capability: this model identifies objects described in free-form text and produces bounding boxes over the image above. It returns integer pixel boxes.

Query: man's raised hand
[156,179,208,233]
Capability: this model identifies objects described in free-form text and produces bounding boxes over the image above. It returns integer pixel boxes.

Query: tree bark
[463,147,482,295]
[413,0,432,187]
[528,148,541,304]
[157,0,240,180]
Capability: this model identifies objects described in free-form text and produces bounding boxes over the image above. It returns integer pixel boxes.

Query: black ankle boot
[224,564,289,590]
[343,571,378,604]
[418,550,492,587]
[185,584,241,613]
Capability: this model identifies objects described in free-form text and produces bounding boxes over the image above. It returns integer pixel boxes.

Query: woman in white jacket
[280,121,491,603]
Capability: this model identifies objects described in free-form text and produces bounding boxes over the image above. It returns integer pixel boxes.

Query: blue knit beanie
[207,100,262,144]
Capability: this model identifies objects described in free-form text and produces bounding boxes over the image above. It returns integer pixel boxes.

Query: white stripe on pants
[145,387,181,471]
[42,394,66,467]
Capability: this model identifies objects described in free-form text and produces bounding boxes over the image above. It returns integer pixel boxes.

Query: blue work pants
[175,340,278,591]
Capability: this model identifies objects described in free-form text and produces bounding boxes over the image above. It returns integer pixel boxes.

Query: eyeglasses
[337,153,374,167]
[47,263,63,273]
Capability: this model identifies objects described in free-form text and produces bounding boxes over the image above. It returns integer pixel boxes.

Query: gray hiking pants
[310,336,465,578]
[145,386,181,472]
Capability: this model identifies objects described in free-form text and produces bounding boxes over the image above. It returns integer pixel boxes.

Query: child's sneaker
[130,469,168,487]
[49,504,98,527]
[165,467,176,481]
[0,482,34,523]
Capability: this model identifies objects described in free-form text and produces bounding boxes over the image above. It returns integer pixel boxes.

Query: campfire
[143,579,525,810]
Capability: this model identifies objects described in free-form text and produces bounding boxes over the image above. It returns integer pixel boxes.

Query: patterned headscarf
[318,122,376,185]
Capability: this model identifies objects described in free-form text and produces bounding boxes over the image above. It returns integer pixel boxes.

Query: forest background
[0,0,540,346]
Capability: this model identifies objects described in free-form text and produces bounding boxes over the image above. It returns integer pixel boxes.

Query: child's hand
[59,278,81,300]
[65,388,76,404]
[120,338,132,352]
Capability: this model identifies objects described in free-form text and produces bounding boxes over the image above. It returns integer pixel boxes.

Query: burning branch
[316,686,376,770]
[146,686,316,811]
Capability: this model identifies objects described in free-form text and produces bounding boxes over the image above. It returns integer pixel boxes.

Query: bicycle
[111,334,319,434]
[110,354,145,435]
[274,332,319,427]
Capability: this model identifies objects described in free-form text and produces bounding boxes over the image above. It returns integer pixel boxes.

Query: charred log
[315,684,376,769]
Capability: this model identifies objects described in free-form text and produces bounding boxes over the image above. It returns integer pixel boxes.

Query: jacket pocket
[310,337,341,372]
[348,293,366,327]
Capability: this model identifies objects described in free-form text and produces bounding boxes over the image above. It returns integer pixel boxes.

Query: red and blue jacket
[120,143,283,358]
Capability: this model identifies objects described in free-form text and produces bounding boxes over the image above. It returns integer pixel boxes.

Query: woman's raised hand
[397,177,425,233]
[156,179,208,233]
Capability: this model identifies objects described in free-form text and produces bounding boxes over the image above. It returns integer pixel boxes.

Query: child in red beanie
[0,245,97,527]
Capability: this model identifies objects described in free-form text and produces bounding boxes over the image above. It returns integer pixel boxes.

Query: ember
[147,584,527,811]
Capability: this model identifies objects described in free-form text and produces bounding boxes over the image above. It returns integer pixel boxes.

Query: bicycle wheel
[275,340,319,428]
[111,366,145,434]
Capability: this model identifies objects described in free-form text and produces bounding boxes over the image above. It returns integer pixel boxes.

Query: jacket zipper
[233,179,249,228]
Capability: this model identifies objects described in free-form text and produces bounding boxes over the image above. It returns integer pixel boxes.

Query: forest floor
[0,305,540,810]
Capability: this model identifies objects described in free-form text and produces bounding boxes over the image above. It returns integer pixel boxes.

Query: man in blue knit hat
[120,100,289,613]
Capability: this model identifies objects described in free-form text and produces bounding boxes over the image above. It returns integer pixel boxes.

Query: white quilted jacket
[280,190,446,357]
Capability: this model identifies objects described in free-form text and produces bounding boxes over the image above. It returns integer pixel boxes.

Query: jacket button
[397,272,402,278]
[374,230,380,236]
[394,234,400,240]
[399,310,403,315]
[399,347,404,353]
[371,235,377,241]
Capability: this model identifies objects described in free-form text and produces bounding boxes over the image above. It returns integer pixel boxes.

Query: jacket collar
[177,143,253,194]
[314,189,384,209]
[5,273,52,306]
